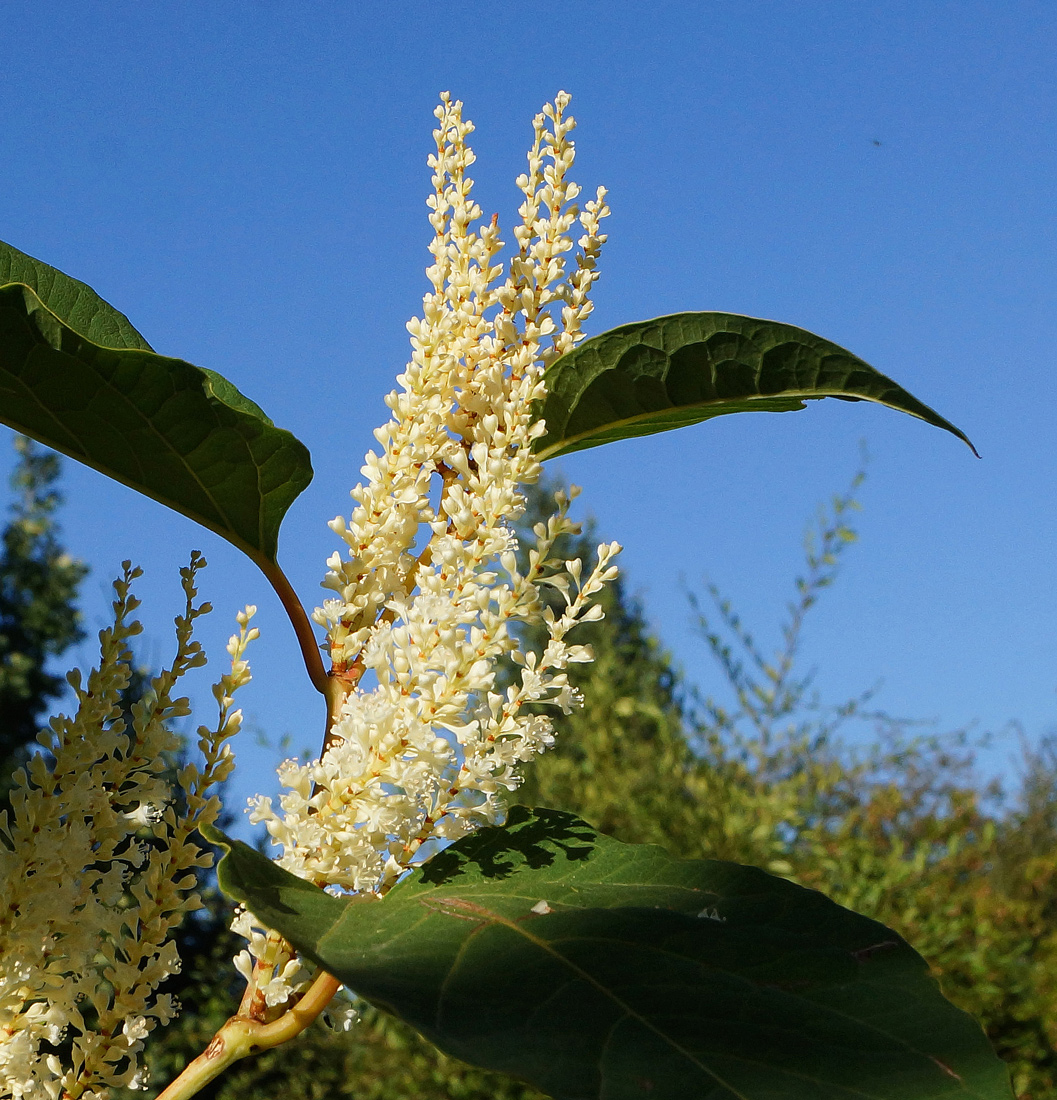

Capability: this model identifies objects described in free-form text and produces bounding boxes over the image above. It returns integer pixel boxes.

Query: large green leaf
[535,313,977,459]
[0,241,311,563]
[205,808,1012,1100]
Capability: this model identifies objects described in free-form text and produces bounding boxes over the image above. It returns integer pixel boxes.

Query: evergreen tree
[0,435,87,795]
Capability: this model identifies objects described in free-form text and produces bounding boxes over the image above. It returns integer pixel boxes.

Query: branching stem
[154,972,342,1100]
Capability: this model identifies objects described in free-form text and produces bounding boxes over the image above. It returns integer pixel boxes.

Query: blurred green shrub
[130,469,1057,1100]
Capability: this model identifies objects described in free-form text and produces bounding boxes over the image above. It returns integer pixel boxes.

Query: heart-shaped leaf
[0,241,312,564]
[535,312,977,459]
[205,808,1011,1100]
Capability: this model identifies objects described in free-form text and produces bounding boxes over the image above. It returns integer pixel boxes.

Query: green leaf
[535,313,978,459]
[0,239,153,351]
[0,241,312,563]
[204,808,1012,1100]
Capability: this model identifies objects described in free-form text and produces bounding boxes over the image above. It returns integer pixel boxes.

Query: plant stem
[154,972,342,1100]
[251,971,343,1046]
[257,557,328,694]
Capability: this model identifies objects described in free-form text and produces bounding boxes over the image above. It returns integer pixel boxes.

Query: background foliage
[0,436,86,801]
[3,444,1053,1099]
[137,470,1057,1099]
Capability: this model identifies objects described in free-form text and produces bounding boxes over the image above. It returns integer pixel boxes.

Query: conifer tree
[0,435,87,796]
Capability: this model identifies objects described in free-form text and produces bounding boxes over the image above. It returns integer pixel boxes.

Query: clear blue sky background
[4,2,1055,827]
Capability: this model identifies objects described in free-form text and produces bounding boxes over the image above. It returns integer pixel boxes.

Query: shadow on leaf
[419,806,596,885]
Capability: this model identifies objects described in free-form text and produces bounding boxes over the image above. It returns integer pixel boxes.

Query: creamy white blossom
[0,558,255,1100]
[5,89,623,1096]
[246,89,618,959]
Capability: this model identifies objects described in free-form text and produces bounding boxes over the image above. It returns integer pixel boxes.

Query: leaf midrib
[539,389,890,461]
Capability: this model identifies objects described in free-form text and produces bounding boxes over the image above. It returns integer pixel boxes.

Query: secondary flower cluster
[0,557,255,1100]
[244,92,618,967]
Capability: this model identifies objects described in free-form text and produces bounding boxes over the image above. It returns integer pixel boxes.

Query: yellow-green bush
[132,473,1057,1099]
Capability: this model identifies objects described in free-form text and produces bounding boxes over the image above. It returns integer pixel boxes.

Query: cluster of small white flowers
[0,557,256,1100]
[245,88,618,940]
[230,919,310,1013]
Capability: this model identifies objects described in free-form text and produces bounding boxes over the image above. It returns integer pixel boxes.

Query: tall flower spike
[247,91,618,964]
[0,558,255,1100]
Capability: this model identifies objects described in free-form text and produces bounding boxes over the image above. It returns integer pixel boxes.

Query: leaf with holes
[204,808,1011,1100]
[535,312,977,459]
[0,240,312,564]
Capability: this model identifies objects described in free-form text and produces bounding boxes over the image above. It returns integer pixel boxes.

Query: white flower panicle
[0,556,256,1100]
[247,90,619,924]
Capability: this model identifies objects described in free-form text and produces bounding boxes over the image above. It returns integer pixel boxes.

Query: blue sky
[4,2,1056,823]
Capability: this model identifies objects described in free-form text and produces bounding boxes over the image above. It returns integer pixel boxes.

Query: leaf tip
[197,821,231,851]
